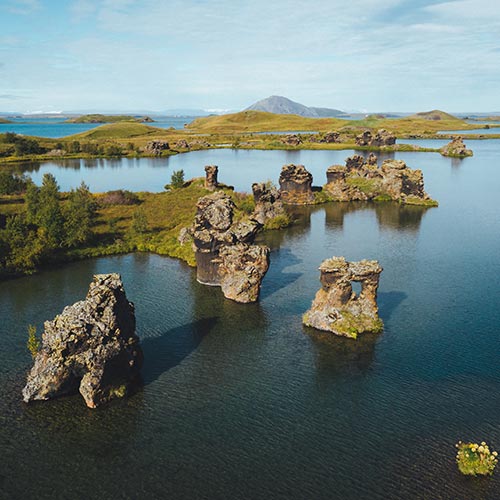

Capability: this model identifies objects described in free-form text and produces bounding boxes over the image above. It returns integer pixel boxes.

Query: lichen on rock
[324,155,437,206]
[22,274,143,408]
[303,257,383,339]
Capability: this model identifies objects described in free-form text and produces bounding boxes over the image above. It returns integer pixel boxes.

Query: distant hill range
[407,110,459,121]
[245,95,347,118]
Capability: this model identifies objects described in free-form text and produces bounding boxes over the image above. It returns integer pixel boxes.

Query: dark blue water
[1,142,499,499]
[0,117,195,138]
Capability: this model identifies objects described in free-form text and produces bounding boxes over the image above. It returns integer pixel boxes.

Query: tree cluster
[0,173,97,276]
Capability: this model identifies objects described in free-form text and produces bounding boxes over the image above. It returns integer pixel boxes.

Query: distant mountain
[245,96,346,118]
[408,110,459,121]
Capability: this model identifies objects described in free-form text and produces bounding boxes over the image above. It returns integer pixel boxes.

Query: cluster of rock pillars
[23,150,453,408]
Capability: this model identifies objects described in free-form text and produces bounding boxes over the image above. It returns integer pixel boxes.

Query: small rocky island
[23,274,143,408]
[303,257,383,339]
[185,191,270,303]
[324,155,437,205]
[440,136,473,157]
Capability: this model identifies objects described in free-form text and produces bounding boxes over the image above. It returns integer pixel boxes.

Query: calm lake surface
[1,141,500,499]
[0,116,195,138]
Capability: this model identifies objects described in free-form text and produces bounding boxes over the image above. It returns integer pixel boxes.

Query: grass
[0,179,262,277]
[66,114,152,124]
[346,176,382,196]
[70,122,165,140]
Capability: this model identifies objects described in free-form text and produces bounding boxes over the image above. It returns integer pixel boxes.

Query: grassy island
[65,114,154,123]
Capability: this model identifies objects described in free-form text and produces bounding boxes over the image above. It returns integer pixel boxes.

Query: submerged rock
[204,165,219,190]
[303,257,383,339]
[279,164,315,205]
[324,155,437,205]
[440,136,473,157]
[252,182,287,225]
[355,129,396,147]
[23,274,143,408]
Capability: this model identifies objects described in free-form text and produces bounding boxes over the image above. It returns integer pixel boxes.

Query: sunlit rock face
[440,136,473,157]
[189,191,268,303]
[279,164,315,205]
[23,274,143,408]
[355,129,396,147]
[204,165,219,191]
[324,155,436,205]
[303,257,383,339]
[251,182,287,225]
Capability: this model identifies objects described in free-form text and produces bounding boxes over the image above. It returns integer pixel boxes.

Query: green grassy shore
[0,110,494,164]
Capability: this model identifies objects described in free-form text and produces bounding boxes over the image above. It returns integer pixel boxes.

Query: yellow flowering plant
[455,441,498,476]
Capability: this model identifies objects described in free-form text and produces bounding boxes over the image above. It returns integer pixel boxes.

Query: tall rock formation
[279,164,315,204]
[303,257,383,339]
[23,274,143,408]
[189,192,268,302]
[204,165,219,190]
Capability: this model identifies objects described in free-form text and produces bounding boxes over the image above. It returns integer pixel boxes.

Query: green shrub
[170,169,185,189]
[264,214,292,230]
[456,441,498,476]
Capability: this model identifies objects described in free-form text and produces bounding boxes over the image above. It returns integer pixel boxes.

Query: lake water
[0,117,196,138]
[438,128,500,135]
[1,141,500,499]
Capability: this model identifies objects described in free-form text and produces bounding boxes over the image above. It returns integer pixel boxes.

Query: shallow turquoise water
[0,142,499,499]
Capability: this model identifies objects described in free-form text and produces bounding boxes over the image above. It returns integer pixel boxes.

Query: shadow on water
[141,317,218,385]
[378,291,407,322]
[260,247,302,300]
[306,328,379,380]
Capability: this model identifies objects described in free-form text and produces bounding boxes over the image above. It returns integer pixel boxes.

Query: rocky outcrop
[23,274,143,408]
[252,182,287,225]
[355,129,396,147]
[204,165,219,190]
[219,244,270,303]
[281,134,302,146]
[188,192,268,302]
[175,139,190,149]
[303,257,383,338]
[324,155,437,205]
[320,131,341,143]
[279,164,315,204]
[440,136,473,157]
[144,140,170,155]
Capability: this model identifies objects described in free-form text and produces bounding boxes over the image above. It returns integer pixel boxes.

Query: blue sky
[0,0,499,113]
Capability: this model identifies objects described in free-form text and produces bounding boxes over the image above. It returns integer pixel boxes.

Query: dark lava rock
[279,164,315,204]
[22,274,143,408]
